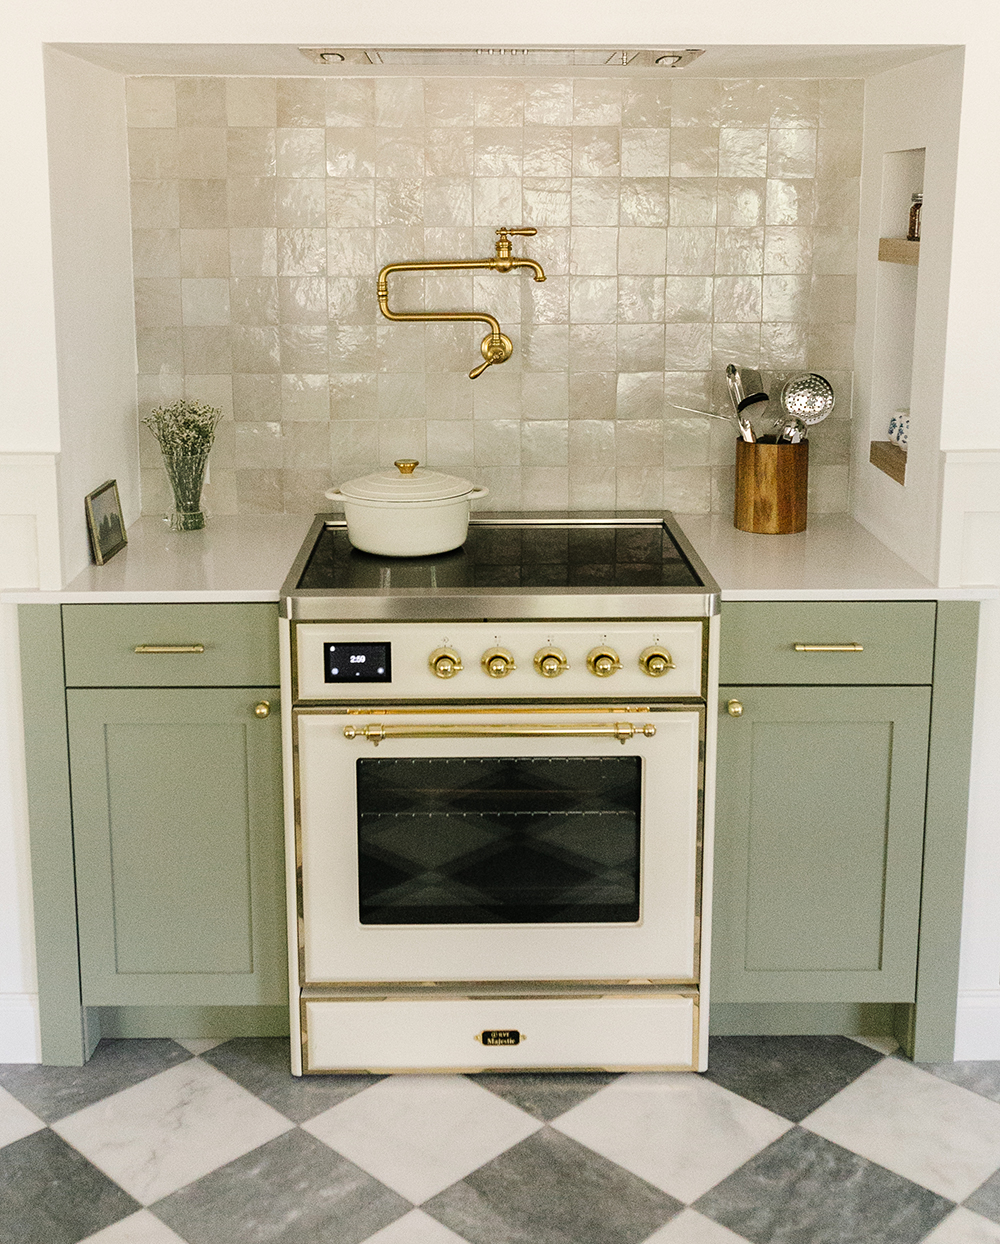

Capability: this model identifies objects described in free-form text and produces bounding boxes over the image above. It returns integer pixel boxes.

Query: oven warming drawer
[303,992,698,1073]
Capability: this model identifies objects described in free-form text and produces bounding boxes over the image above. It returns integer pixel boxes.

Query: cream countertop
[2,511,992,603]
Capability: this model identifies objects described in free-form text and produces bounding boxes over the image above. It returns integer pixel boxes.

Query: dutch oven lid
[331,459,477,503]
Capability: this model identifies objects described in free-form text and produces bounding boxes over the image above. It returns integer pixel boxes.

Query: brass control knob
[638,646,675,678]
[586,647,622,678]
[482,647,516,678]
[533,647,568,678]
[429,647,463,679]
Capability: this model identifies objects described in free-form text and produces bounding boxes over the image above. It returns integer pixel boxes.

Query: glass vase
[162,447,209,531]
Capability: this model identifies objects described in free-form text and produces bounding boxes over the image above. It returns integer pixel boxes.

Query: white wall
[3,0,1000,1061]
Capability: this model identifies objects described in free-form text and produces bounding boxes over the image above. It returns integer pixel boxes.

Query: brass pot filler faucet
[376,227,546,379]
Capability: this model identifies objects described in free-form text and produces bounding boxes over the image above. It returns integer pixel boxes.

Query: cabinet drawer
[720,601,935,684]
[63,603,279,687]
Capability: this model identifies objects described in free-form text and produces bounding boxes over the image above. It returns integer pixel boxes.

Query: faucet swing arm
[375,229,546,380]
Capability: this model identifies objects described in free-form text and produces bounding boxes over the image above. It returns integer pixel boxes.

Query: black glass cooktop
[296,519,703,591]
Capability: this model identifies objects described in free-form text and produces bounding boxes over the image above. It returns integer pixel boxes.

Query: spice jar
[907,192,922,242]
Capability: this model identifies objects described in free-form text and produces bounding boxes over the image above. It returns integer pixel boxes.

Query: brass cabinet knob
[639,646,675,677]
[429,648,463,679]
[254,701,271,718]
[394,459,418,474]
[482,647,516,678]
[726,699,744,718]
[533,648,568,678]
[587,647,622,677]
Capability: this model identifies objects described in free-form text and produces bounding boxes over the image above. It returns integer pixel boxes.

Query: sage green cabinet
[67,688,286,1007]
[711,685,931,1002]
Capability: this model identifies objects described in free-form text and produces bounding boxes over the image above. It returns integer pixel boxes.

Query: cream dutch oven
[325,460,489,557]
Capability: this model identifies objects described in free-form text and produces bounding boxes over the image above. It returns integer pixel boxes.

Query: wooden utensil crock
[734,437,808,534]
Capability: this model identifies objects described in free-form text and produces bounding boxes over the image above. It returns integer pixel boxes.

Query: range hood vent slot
[298,47,705,69]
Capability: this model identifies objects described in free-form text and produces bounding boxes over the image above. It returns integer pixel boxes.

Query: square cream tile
[302,1074,541,1204]
[362,1208,471,1243]
[921,1207,1000,1244]
[77,1209,189,1244]
[643,1207,752,1243]
[52,1060,293,1205]
[803,1057,1000,1202]
[0,1085,44,1149]
[551,1072,792,1204]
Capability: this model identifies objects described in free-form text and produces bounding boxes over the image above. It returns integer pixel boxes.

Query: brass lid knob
[394,459,418,475]
[482,647,516,678]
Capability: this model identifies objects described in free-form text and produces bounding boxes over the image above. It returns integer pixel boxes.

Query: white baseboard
[0,993,40,1063]
[955,990,1000,1059]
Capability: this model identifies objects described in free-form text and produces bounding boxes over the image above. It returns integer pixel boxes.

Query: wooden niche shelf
[870,439,907,485]
[878,237,920,266]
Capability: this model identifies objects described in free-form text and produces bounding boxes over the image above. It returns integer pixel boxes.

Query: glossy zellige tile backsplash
[127,74,862,516]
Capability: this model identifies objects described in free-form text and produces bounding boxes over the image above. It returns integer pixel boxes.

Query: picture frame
[85,479,128,565]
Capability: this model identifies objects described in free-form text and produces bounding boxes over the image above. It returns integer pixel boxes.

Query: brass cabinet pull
[793,643,864,652]
[343,722,657,746]
[133,644,205,654]
[254,702,271,719]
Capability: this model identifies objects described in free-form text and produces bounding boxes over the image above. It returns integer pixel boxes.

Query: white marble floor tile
[642,1207,752,1242]
[803,1057,1000,1202]
[551,1072,792,1203]
[302,1074,541,1204]
[77,1209,189,1243]
[921,1206,1000,1244]
[52,1059,293,1205]
[174,1038,226,1055]
[361,1208,471,1243]
[0,1084,44,1149]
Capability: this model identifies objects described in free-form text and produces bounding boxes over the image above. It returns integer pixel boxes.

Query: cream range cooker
[279,513,720,1074]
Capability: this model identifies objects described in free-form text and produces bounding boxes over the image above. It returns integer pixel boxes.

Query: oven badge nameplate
[475,1029,525,1047]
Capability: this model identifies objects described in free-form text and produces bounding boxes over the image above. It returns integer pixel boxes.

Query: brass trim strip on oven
[343,721,657,744]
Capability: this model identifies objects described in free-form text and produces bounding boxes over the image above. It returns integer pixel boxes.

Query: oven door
[295,705,702,984]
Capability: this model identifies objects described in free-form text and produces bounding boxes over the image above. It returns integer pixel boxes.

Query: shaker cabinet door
[711,685,931,1003]
[67,688,287,1006]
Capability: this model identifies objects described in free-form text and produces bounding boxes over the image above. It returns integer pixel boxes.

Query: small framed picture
[85,479,127,565]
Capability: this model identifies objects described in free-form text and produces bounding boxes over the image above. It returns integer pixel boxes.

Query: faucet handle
[498,227,537,237]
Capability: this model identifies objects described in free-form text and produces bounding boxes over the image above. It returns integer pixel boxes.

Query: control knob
[586,647,622,677]
[638,646,675,677]
[533,647,568,678]
[482,647,516,678]
[429,647,463,679]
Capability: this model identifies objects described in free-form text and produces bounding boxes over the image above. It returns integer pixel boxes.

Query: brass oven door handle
[133,644,205,654]
[793,643,864,652]
[343,722,657,746]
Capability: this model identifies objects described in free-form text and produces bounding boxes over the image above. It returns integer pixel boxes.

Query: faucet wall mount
[376,228,546,380]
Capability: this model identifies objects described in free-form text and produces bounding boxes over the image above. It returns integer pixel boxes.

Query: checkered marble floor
[4,1037,1000,1243]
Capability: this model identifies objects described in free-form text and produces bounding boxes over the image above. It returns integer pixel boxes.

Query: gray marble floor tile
[0,1039,192,1123]
[423,1124,683,1244]
[0,1127,140,1244]
[694,1126,955,1244]
[465,1070,621,1120]
[966,1168,1000,1225]
[152,1127,412,1244]
[201,1037,383,1122]
[702,1035,884,1122]
[920,1061,1000,1106]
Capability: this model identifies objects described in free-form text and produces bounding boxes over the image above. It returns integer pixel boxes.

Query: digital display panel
[323,642,391,683]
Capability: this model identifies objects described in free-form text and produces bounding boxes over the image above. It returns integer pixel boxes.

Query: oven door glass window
[356,756,641,925]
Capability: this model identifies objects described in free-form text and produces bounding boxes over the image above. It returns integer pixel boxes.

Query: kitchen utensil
[326,460,489,556]
[779,373,835,426]
[665,400,756,442]
[777,416,805,443]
